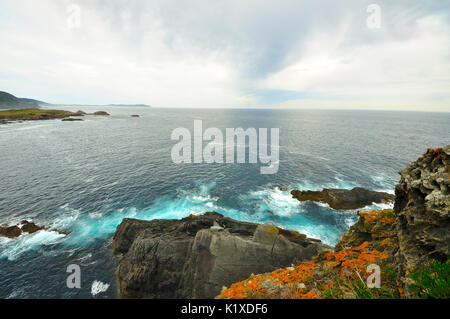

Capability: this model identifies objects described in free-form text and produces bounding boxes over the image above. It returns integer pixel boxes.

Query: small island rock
[93,111,110,116]
[290,187,395,210]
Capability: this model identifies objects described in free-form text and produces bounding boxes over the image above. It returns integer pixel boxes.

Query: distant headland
[0,91,47,109]
[53,104,151,108]
[0,90,150,110]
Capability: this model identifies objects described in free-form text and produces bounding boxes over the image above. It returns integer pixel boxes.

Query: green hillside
[0,91,41,109]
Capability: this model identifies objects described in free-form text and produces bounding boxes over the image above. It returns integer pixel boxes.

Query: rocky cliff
[393,146,449,296]
[112,212,329,299]
[216,146,449,299]
[112,146,449,299]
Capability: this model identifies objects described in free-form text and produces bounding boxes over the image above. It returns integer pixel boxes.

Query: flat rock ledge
[291,187,395,210]
[112,212,330,299]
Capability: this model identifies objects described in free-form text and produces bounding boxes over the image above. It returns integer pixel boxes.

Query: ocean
[0,107,449,298]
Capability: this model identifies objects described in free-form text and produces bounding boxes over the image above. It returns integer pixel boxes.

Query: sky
[0,0,449,111]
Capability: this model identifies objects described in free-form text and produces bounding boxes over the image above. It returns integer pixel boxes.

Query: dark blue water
[0,107,449,298]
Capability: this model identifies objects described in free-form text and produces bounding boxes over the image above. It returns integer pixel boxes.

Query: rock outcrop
[0,225,22,238]
[335,209,399,264]
[1,221,45,238]
[393,146,449,295]
[0,109,75,123]
[93,111,110,116]
[291,187,394,210]
[73,110,86,116]
[62,118,84,122]
[113,212,329,299]
[112,146,449,299]
[218,146,449,299]
[0,220,68,239]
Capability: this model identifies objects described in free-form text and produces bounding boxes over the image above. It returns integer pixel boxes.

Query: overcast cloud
[0,0,449,110]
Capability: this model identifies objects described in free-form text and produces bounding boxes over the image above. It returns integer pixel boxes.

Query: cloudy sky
[0,0,449,110]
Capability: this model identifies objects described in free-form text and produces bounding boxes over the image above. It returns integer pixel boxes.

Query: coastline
[111,146,449,299]
[0,108,110,125]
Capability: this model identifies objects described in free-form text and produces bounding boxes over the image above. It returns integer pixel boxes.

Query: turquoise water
[0,107,449,298]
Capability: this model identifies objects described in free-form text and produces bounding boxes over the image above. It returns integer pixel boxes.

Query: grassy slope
[0,108,73,120]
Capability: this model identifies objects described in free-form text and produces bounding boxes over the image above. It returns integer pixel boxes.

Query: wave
[0,230,66,261]
[237,185,359,245]
[294,176,357,191]
[0,178,380,260]
[242,187,303,218]
[363,201,395,210]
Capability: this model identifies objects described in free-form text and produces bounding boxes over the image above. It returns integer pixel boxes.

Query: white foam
[78,253,92,262]
[376,189,395,195]
[0,230,66,261]
[314,202,330,208]
[91,280,110,296]
[14,124,52,131]
[88,211,103,219]
[366,202,395,210]
[245,187,302,218]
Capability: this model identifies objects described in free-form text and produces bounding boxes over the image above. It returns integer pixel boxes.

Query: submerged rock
[113,212,329,299]
[62,118,84,122]
[290,187,395,210]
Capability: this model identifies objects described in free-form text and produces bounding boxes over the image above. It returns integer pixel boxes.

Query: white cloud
[0,0,247,106]
[0,0,449,110]
[258,14,450,111]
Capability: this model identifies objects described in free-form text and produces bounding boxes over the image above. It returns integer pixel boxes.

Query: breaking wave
[0,176,395,260]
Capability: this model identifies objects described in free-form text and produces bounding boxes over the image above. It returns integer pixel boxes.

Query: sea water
[0,107,448,298]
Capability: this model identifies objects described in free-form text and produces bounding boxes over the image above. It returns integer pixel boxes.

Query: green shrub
[408,259,450,299]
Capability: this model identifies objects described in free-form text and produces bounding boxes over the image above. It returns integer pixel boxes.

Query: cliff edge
[113,212,330,299]
[217,146,449,299]
[112,146,449,299]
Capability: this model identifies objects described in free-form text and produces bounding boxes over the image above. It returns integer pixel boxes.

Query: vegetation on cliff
[216,145,450,300]
[216,209,400,299]
[216,208,449,299]
[0,108,74,121]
